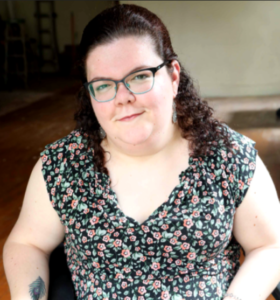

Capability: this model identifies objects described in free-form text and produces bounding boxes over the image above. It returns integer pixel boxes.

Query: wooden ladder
[34,1,59,73]
[4,20,28,89]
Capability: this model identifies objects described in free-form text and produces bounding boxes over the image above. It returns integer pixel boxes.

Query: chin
[122,137,149,146]
[119,132,151,145]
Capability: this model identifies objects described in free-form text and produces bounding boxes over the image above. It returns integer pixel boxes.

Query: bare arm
[3,158,65,300]
[3,243,50,300]
[224,155,280,300]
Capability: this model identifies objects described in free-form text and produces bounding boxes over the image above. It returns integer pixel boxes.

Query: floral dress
[40,125,257,300]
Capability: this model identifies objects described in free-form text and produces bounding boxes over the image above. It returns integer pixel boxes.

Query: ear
[171,60,180,98]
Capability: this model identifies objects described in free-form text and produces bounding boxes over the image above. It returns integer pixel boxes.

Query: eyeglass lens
[89,70,154,102]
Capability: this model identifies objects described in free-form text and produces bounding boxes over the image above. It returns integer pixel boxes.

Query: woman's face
[85,35,180,152]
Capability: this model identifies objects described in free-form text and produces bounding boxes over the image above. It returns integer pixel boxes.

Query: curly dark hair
[74,4,234,175]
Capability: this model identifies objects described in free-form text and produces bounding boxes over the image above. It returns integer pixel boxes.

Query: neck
[101,125,188,169]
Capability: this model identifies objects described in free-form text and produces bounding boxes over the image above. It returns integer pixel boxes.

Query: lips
[119,112,143,121]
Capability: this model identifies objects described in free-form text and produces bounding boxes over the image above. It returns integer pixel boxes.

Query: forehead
[85,36,162,80]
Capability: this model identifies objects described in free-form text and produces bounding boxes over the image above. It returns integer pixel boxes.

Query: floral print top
[40,125,257,300]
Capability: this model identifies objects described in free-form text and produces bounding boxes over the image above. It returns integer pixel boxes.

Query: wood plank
[0,84,79,298]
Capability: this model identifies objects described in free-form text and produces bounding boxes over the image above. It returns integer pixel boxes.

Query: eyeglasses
[84,60,172,102]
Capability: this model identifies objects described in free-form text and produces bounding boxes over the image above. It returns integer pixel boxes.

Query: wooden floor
[0,84,279,299]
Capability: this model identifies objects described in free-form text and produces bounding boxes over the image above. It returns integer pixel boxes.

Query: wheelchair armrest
[272,281,280,300]
[48,242,76,300]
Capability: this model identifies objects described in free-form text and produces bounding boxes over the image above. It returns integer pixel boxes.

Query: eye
[96,84,107,91]
[96,84,110,92]
[133,74,148,80]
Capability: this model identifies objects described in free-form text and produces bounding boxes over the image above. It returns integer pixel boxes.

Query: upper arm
[5,158,65,256]
[233,155,280,255]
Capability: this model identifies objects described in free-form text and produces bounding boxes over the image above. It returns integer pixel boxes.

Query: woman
[4,4,280,300]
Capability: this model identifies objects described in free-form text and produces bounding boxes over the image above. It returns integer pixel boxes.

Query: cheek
[152,76,173,105]
[145,95,171,129]
[90,101,108,123]
[89,98,97,113]
[149,86,172,115]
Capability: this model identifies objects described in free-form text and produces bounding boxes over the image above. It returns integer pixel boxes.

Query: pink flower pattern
[40,126,257,299]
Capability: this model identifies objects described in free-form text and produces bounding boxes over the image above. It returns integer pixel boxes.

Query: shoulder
[40,128,94,170]
[209,125,258,209]
[213,124,257,156]
[211,125,258,168]
[232,153,280,255]
[206,125,258,208]
[39,128,93,192]
[40,129,90,160]
[39,129,95,225]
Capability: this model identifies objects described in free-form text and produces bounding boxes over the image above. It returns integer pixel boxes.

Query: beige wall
[120,1,280,97]
[2,1,280,97]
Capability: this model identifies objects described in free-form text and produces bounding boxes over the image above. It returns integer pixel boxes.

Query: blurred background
[0,1,280,299]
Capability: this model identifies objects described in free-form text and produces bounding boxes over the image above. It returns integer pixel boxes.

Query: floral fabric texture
[40,126,257,300]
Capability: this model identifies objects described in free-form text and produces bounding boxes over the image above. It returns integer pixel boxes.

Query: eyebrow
[89,64,152,82]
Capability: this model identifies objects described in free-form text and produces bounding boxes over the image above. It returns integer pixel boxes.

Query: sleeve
[225,127,258,209]
[39,135,70,226]
[40,129,91,226]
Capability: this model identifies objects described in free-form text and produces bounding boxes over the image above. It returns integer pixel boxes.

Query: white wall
[120,1,280,97]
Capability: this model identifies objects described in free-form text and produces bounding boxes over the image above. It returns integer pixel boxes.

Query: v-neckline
[100,156,194,228]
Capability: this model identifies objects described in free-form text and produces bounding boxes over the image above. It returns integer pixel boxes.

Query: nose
[114,81,135,104]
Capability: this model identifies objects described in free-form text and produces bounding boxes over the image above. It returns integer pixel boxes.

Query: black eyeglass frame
[84,60,173,102]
